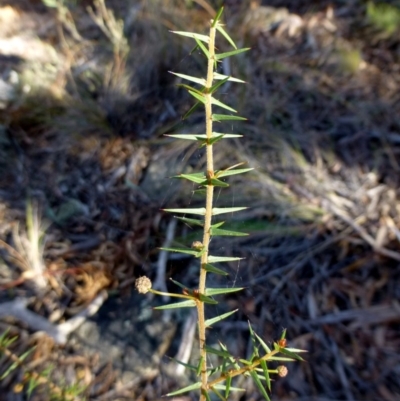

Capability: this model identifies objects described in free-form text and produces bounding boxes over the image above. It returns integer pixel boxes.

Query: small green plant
[367,1,400,35]
[135,7,305,401]
[0,330,86,400]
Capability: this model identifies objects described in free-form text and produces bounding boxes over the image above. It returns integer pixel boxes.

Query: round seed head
[135,276,152,294]
[277,365,288,377]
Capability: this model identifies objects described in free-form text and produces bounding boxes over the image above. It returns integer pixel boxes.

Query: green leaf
[204,345,232,358]
[280,329,287,340]
[166,381,202,396]
[214,384,245,393]
[211,97,237,112]
[250,370,271,401]
[260,359,271,391]
[197,356,204,376]
[212,114,247,122]
[166,132,241,141]
[27,376,41,399]
[278,347,305,361]
[268,356,297,362]
[216,168,254,178]
[169,278,189,290]
[183,101,201,119]
[189,90,207,104]
[210,227,248,236]
[285,347,308,353]
[206,178,229,187]
[214,72,245,83]
[209,76,230,93]
[216,24,237,49]
[212,207,247,215]
[203,263,228,275]
[164,208,206,215]
[195,37,210,58]
[215,48,250,61]
[208,255,243,263]
[205,309,238,327]
[225,375,232,398]
[198,293,219,304]
[210,387,225,401]
[255,333,272,354]
[160,247,202,257]
[171,31,209,43]
[249,323,259,357]
[167,356,197,372]
[154,300,196,310]
[178,83,205,96]
[170,72,206,86]
[212,6,224,27]
[0,347,33,380]
[176,216,204,227]
[203,389,212,401]
[176,172,206,184]
[205,287,243,296]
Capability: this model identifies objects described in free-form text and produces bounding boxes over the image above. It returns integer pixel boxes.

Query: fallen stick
[0,291,108,345]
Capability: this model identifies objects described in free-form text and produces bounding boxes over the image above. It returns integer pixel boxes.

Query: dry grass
[0,0,399,400]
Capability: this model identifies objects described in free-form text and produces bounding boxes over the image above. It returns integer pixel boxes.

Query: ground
[0,0,399,400]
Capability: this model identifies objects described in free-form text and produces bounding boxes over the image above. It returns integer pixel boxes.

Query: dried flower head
[277,365,288,377]
[135,276,152,294]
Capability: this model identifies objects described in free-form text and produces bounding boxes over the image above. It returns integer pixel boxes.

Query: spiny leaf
[208,255,243,263]
[195,37,210,58]
[204,178,229,187]
[170,71,206,85]
[260,359,271,391]
[164,207,206,215]
[278,346,305,361]
[216,168,254,178]
[209,76,230,93]
[212,114,247,122]
[204,345,232,358]
[214,72,245,83]
[178,83,205,96]
[176,216,204,227]
[171,31,209,43]
[176,172,205,184]
[154,300,196,310]
[211,97,237,112]
[212,207,247,215]
[212,6,224,28]
[160,247,202,257]
[225,375,232,398]
[183,101,201,119]
[213,383,245,393]
[205,287,243,296]
[210,227,248,236]
[249,371,271,401]
[203,263,228,275]
[210,387,225,401]
[255,332,272,354]
[198,293,219,304]
[197,355,204,376]
[215,48,250,61]
[169,278,189,290]
[166,133,241,141]
[205,309,238,327]
[167,356,197,372]
[189,90,207,104]
[166,381,202,396]
[216,24,237,49]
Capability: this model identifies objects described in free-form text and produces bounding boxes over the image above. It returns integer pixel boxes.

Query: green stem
[198,21,217,401]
